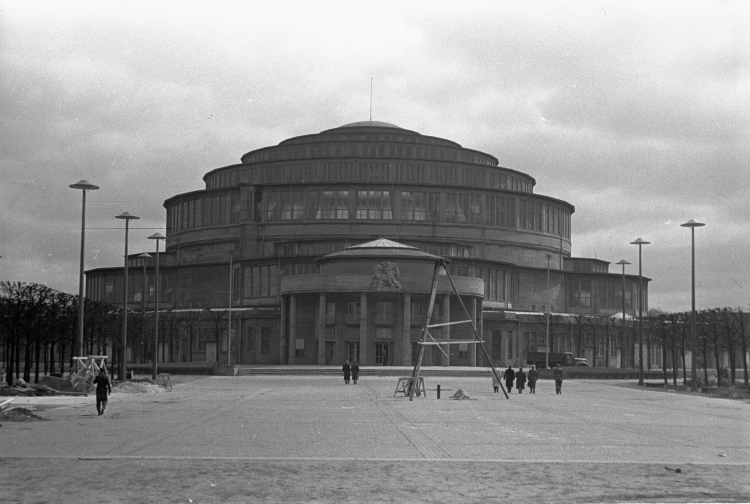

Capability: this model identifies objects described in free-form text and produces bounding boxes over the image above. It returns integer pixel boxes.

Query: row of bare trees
[1,281,231,385]
[537,307,749,387]
[648,307,749,387]
[0,281,118,385]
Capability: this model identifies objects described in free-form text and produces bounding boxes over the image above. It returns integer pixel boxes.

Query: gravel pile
[0,407,44,422]
[450,389,471,400]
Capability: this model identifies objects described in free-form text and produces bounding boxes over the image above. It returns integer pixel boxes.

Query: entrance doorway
[325,341,335,365]
[375,343,390,365]
[347,342,360,364]
[492,330,502,362]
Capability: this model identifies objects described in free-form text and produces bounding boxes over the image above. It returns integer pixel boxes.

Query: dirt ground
[1,458,747,503]
[1,376,748,503]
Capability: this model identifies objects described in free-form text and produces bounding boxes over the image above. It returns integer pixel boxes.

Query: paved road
[3,376,748,465]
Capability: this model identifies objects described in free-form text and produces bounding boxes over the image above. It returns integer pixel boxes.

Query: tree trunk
[23,340,32,382]
[739,311,748,387]
[49,342,56,375]
[681,348,687,385]
[662,341,668,388]
[592,324,597,368]
[7,340,15,386]
[59,342,66,376]
[702,344,709,385]
[34,340,41,383]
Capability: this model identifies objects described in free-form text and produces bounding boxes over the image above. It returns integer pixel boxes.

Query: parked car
[526,351,588,368]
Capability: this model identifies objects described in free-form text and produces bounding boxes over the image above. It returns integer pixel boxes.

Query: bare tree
[204,309,227,363]
[178,310,202,363]
[570,314,591,359]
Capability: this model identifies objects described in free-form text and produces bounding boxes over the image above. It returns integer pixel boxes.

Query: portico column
[279,296,287,364]
[442,295,451,367]
[359,293,368,365]
[468,297,477,367]
[477,299,484,366]
[318,294,326,365]
[402,292,411,366]
[289,295,296,364]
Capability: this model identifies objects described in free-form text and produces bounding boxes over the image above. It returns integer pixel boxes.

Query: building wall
[84,122,650,368]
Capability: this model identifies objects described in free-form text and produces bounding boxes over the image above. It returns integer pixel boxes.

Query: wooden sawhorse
[394,376,425,398]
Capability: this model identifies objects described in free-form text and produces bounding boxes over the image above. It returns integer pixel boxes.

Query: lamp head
[138,253,151,259]
[69,180,99,191]
[148,233,166,241]
[116,212,140,221]
[616,260,631,266]
[680,219,705,228]
[630,238,651,246]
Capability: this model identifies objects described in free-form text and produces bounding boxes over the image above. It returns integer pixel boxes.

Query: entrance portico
[280,239,484,367]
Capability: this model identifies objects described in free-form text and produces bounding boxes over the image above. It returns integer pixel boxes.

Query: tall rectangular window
[314,190,350,220]
[355,190,393,220]
[347,302,361,317]
[400,191,429,221]
[279,190,304,220]
[469,194,482,224]
[568,278,592,308]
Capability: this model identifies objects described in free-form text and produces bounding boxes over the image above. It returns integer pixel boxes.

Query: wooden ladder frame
[408,259,509,401]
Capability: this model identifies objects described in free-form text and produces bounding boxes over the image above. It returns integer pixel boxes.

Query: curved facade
[87,121,649,368]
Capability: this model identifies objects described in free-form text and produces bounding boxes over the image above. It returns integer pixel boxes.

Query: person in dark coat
[527,364,539,394]
[503,365,515,393]
[93,369,111,416]
[515,367,526,394]
[342,361,351,385]
[554,363,564,394]
[351,362,360,384]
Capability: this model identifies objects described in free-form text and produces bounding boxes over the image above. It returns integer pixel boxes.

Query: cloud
[0,0,748,312]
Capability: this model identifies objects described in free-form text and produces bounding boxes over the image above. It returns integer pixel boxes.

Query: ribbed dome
[337,120,403,129]
[319,238,444,262]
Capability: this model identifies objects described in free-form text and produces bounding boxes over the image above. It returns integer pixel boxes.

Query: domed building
[86,121,649,368]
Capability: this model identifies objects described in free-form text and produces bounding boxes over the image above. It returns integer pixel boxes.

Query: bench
[701,386,716,394]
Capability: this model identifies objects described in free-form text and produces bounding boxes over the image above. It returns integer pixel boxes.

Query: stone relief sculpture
[371,262,401,290]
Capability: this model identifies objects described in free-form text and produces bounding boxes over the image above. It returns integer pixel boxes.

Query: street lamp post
[545,254,551,369]
[630,238,650,386]
[681,219,705,391]
[138,253,151,370]
[148,233,166,380]
[616,260,631,368]
[69,180,99,357]
[116,212,139,380]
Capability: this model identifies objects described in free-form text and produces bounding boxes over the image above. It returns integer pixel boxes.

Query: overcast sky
[1,1,748,313]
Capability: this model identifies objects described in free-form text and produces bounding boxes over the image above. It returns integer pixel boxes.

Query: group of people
[342,361,360,384]
[492,363,565,394]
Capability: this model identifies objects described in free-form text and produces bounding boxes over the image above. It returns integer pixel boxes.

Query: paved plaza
[1,375,748,503]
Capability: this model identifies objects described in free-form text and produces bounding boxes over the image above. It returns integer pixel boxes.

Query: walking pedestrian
[528,364,539,394]
[93,368,111,416]
[491,364,501,393]
[503,365,515,394]
[342,361,351,385]
[351,362,360,384]
[516,367,526,394]
[554,363,564,394]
